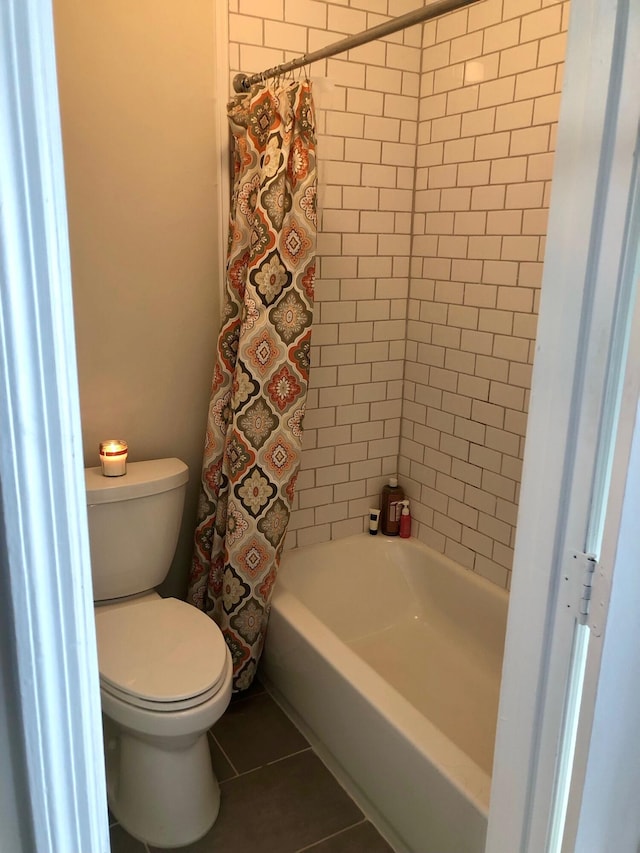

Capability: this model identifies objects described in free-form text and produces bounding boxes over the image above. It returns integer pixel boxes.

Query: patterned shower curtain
[188,79,317,692]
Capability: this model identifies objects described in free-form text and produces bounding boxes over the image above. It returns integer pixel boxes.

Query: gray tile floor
[109,680,395,853]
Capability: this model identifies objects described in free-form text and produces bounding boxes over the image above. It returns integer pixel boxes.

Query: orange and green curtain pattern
[189,80,317,692]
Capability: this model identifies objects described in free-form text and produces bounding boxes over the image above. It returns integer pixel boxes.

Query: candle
[99,440,128,477]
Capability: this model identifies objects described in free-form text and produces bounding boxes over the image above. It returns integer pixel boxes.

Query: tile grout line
[109,820,151,853]
[265,745,313,767]
[293,818,369,852]
[208,729,241,778]
[218,745,315,785]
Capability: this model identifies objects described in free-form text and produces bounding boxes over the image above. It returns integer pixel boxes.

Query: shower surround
[228,0,569,590]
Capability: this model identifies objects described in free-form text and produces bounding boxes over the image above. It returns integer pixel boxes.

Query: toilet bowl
[86,459,232,848]
[95,594,232,848]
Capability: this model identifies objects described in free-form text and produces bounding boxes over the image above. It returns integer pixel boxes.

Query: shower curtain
[188,79,317,692]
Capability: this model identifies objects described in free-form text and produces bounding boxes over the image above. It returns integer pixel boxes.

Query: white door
[486,0,640,850]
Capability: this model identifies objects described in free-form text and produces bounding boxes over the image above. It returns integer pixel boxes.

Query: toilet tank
[85,458,189,602]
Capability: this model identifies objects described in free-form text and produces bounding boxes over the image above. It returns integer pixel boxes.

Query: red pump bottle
[399,500,411,539]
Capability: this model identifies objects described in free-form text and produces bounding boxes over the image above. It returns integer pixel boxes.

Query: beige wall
[54,0,221,597]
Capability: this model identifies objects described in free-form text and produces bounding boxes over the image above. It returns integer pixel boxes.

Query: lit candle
[99,440,128,477]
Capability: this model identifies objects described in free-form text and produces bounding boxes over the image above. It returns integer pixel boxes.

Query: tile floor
[109,679,395,853]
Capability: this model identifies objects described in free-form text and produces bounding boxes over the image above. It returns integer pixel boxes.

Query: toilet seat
[96,597,228,712]
[100,673,226,712]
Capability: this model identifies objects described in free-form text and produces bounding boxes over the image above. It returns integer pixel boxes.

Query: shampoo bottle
[380,476,404,536]
[399,500,411,539]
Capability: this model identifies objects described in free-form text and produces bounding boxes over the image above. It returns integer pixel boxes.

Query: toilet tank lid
[85,458,189,505]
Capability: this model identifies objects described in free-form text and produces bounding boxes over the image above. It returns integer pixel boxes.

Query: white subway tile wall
[404,0,568,588]
[227,0,568,588]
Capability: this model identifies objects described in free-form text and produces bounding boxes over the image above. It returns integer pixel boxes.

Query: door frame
[486,0,640,849]
[0,0,109,850]
[1,0,639,850]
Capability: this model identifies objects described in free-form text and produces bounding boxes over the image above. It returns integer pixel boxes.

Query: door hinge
[570,551,598,626]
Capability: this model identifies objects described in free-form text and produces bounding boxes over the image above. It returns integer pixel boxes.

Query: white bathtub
[261,533,508,853]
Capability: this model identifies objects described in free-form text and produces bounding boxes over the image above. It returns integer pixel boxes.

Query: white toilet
[85,457,232,849]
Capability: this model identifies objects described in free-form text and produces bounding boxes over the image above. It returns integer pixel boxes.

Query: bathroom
[3,0,637,851]
[54,0,561,846]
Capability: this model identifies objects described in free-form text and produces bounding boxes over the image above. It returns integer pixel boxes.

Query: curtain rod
[233,0,479,93]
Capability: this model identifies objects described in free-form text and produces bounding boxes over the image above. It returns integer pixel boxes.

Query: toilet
[85,457,232,849]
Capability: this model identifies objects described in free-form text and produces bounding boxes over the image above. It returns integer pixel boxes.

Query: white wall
[402,0,568,587]
[229,0,421,547]
[228,0,568,591]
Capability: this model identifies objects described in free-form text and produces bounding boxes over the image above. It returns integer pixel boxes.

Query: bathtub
[260,533,508,853]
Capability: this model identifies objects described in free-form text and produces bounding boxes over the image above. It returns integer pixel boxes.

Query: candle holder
[99,440,128,477]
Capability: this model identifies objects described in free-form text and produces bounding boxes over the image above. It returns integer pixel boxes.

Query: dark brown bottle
[380,476,404,536]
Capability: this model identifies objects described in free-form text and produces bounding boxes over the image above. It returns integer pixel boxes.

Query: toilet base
[104,717,220,848]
